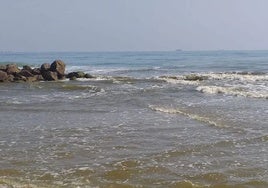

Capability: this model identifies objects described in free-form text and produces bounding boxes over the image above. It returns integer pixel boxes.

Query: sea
[0,51,267,188]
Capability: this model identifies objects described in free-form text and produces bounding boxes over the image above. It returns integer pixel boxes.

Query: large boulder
[6,64,20,75]
[24,75,43,82]
[0,70,8,82]
[7,74,14,82]
[50,60,66,78]
[67,71,85,78]
[67,71,94,79]
[34,74,44,81]
[22,65,32,72]
[42,71,58,81]
[18,70,34,77]
[31,68,41,75]
[14,74,27,82]
[40,63,51,72]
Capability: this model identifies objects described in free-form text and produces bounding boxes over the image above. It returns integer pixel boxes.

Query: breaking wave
[157,72,268,99]
[196,85,268,99]
[157,75,202,85]
[148,105,228,128]
[158,72,268,84]
[203,72,268,82]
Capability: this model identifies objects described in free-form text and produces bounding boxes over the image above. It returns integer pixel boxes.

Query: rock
[69,76,77,80]
[22,65,32,71]
[0,62,72,83]
[21,76,27,81]
[75,71,85,78]
[67,72,75,78]
[24,74,43,82]
[40,63,51,72]
[42,71,58,81]
[67,71,85,79]
[31,68,41,75]
[18,70,34,77]
[0,70,8,81]
[0,65,7,71]
[85,73,94,78]
[6,64,20,75]
[26,76,38,82]
[14,75,27,82]
[7,74,14,82]
[66,72,94,79]
[50,60,66,78]
[34,75,44,81]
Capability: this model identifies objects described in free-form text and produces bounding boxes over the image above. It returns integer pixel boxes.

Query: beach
[0,51,267,187]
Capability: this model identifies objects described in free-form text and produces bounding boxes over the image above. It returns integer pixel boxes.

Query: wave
[202,72,268,82]
[61,84,100,91]
[66,65,160,75]
[110,66,161,74]
[158,72,268,84]
[157,75,201,85]
[66,66,131,75]
[196,85,268,99]
[157,72,268,99]
[148,105,228,128]
[75,75,161,85]
[74,76,136,84]
[66,65,92,73]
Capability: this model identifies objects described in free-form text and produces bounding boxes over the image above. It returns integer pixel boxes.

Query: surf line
[148,105,232,129]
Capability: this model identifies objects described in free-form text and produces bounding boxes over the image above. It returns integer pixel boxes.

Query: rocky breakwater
[0,60,93,83]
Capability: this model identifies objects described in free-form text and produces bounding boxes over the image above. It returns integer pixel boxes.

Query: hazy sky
[1,0,268,51]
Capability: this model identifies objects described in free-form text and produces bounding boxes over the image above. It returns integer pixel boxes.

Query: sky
[0,0,268,52]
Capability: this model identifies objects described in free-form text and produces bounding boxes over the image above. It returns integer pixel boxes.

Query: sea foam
[148,105,227,128]
[196,85,268,99]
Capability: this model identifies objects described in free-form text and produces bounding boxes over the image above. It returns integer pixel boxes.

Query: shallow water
[0,51,267,187]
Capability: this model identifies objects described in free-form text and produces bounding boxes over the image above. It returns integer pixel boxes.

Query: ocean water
[0,51,267,188]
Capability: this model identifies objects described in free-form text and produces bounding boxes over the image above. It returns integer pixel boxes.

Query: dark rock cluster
[67,71,94,80]
[0,60,93,83]
[0,63,43,82]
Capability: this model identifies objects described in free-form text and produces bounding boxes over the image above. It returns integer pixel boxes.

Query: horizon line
[1,49,268,53]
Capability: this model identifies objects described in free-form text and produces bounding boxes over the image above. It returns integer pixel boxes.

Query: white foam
[6,100,22,104]
[203,72,268,82]
[66,66,91,73]
[78,167,92,171]
[67,66,133,75]
[76,76,114,82]
[157,72,268,99]
[157,76,200,85]
[158,72,268,85]
[149,105,227,128]
[196,85,268,99]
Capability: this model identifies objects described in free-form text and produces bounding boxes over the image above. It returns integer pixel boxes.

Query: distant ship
[175,49,182,51]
